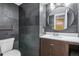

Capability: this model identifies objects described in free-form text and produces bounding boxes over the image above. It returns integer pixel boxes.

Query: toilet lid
[0,38,15,53]
[3,49,21,56]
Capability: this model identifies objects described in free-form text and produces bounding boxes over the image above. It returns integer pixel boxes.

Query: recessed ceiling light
[14,3,22,5]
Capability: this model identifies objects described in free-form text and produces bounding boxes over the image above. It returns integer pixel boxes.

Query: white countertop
[40,34,79,43]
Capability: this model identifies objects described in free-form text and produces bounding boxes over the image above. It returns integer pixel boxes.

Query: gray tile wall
[78,4,79,37]
[39,3,46,35]
[0,3,19,49]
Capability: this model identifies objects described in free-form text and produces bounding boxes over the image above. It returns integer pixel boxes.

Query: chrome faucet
[53,32,59,36]
[43,26,46,34]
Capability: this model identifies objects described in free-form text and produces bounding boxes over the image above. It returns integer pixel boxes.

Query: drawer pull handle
[50,44,54,46]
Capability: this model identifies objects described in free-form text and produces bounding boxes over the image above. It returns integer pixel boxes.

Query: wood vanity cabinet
[40,38,69,56]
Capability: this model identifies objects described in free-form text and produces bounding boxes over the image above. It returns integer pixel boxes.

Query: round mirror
[48,4,74,31]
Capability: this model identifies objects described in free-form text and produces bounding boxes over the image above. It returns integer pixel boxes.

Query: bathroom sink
[40,34,63,39]
[40,34,79,43]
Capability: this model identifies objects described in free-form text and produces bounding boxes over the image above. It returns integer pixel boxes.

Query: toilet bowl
[3,49,21,56]
[0,38,21,56]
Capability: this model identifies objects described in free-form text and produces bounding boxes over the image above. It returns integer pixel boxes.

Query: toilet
[0,38,21,56]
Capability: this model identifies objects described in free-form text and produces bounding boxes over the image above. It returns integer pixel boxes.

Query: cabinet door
[51,40,69,56]
[40,38,53,56]
[40,38,69,56]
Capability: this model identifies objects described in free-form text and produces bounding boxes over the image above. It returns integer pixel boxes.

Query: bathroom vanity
[39,34,79,56]
[39,3,79,56]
